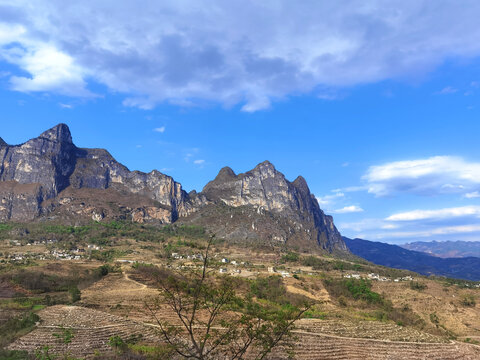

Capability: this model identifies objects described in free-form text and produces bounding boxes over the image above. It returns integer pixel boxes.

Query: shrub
[409,281,427,291]
[281,252,299,263]
[461,295,476,307]
[69,285,81,303]
[323,277,383,305]
[0,311,40,348]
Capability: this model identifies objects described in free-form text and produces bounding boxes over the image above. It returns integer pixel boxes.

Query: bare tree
[145,236,309,359]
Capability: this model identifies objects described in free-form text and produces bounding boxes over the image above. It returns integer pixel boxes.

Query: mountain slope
[344,237,480,281]
[0,124,195,223]
[184,162,346,252]
[0,124,346,252]
[402,240,480,258]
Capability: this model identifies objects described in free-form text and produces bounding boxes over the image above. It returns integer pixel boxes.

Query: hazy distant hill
[402,240,480,258]
[344,237,480,281]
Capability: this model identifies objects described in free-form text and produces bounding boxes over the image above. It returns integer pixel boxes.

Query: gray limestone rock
[199,161,346,251]
[0,125,347,253]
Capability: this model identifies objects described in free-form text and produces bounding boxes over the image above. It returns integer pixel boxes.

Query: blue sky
[1,1,480,244]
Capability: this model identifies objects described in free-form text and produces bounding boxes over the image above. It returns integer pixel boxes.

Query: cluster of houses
[10,239,58,247]
[268,266,291,278]
[171,252,203,260]
[344,273,415,282]
[50,249,82,260]
[220,258,246,266]
[219,267,242,274]
[1,253,42,262]
[1,241,106,263]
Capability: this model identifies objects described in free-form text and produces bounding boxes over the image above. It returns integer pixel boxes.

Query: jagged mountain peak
[196,161,346,252]
[216,166,237,180]
[254,160,275,169]
[38,123,73,144]
[292,175,309,193]
[0,137,7,147]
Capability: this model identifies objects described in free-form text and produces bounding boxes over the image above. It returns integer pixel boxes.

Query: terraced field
[7,305,159,358]
[5,264,480,359]
[295,319,447,343]
[7,304,480,359]
[268,332,480,360]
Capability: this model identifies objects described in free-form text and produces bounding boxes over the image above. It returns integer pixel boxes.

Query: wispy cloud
[436,86,458,95]
[153,126,166,133]
[316,192,344,206]
[193,159,205,165]
[362,156,480,196]
[368,224,480,240]
[331,205,364,214]
[464,191,480,198]
[386,206,480,221]
[3,2,480,110]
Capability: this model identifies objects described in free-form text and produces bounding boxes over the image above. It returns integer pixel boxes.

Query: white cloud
[2,38,95,97]
[464,191,480,198]
[339,218,384,232]
[316,192,344,206]
[339,204,480,242]
[370,224,480,240]
[193,159,205,165]
[59,103,73,109]
[331,205,364,214]
[2,1,480,110]
[153,126,166,133]
[436,86,458,95]
[363,156,480,196]
[386,206,480,221]
[381,224,398,230]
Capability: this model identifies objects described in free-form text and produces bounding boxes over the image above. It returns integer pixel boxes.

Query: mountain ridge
[0,124,346,252]
[402,240,480,258]
[344,237,480,281]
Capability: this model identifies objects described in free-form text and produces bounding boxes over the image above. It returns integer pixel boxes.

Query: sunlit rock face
[0,124,194,223]
[199,161,347,252]
[0,124,347,253]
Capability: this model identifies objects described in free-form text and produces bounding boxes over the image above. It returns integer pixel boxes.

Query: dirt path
[122,271,147,289]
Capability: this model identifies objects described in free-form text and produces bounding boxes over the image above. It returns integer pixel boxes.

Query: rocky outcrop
[0,124,193,223]
[0,124,347,252]
[191,161,346,252]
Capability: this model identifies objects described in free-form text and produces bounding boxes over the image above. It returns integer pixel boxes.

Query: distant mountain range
[344,237,480,281]
[0,124,346,252]
[402,240,480,258]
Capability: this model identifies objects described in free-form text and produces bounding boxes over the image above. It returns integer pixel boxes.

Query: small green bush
[281,252,299,263]
[460,295,476,307]
[323,277,383,305]
[409,281,427,291]
[68,286,81,303]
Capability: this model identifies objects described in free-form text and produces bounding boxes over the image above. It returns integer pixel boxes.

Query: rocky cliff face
[194,161,346,251]
[0,124,194,223]
[0,124,346,252]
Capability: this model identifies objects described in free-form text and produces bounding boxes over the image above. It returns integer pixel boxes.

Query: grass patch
[323,278,384,305]
[0,311,39,348]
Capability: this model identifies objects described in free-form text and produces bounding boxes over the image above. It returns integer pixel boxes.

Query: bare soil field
[373,280,480,338]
